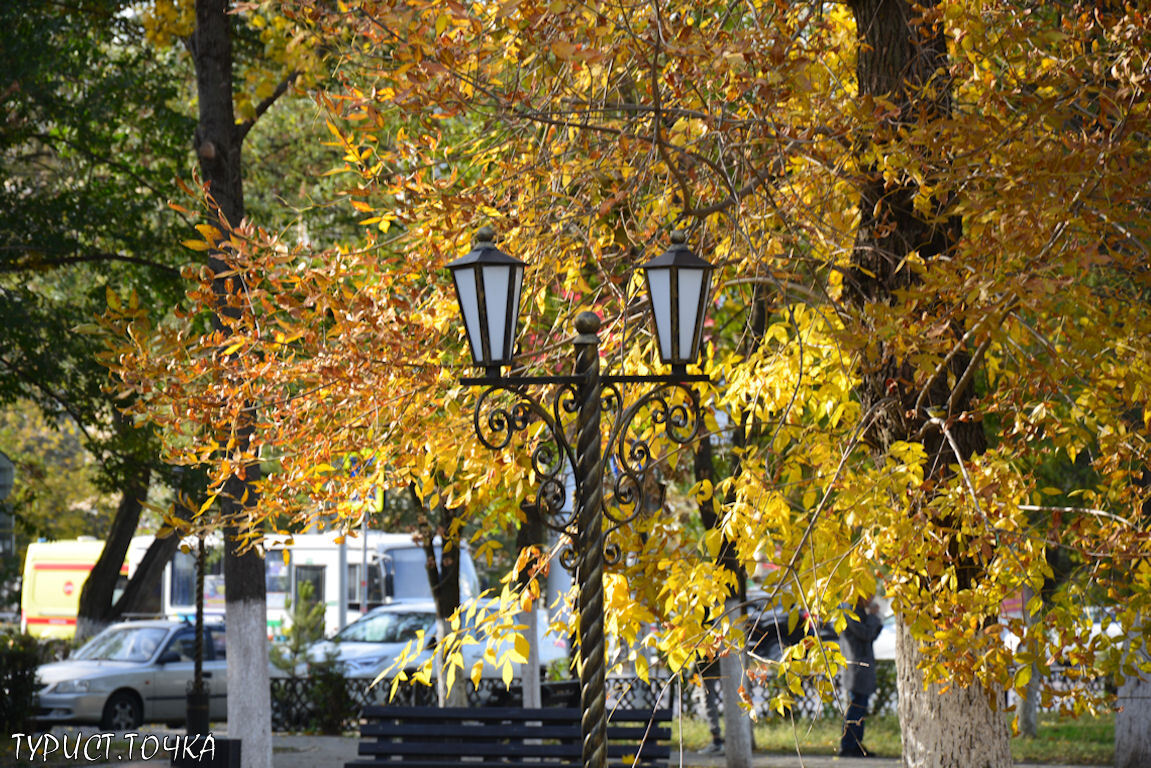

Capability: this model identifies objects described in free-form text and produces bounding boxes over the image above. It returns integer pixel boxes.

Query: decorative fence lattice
[269,662,1108,732]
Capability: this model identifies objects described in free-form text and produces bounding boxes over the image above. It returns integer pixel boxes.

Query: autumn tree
[0,0,205,640]
[106,2,1150,767]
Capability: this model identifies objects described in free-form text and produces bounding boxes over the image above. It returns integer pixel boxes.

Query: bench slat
[359,742,669,758]
[360,723,670,742]
[360,707,582,722]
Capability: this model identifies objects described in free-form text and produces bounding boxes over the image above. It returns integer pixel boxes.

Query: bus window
[266,550,288,612]
[168,548,225,615]
[346,560,385,610]
[293,564,325,606]
[387,547,432,600]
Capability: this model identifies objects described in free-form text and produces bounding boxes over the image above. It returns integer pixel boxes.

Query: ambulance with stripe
[19,537,136,638]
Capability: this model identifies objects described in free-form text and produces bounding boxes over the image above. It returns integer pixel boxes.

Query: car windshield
[336,611,434,643]
[72,626,169,662]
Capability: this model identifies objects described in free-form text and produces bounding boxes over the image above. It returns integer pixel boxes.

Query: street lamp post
[448,227,713,768]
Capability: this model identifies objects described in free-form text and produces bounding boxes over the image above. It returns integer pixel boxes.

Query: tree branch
[237,71,301,143]
[0,250,180,276]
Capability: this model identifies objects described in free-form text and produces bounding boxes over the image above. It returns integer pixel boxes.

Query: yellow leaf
[106,286,122,311]
[513,632,530,664]
[435,13,449,36]
[181,239,212,252]
[195,224,222,242]
[635,653,649,683]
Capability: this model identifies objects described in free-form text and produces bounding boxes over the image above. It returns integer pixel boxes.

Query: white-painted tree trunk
[720,598,753,768]
[436,616,468,707]
[522,608,541,708]
[1115,617,1151,768]
[225,598,271,768]
[1019,584,1039,738]
[895,615,1011,768]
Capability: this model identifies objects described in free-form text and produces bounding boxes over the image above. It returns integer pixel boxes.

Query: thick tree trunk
[895,617,1011,768]
[1018,584,1040,738]
[1115,473,1150,767]
[697,435,754,767]
[845,2,1011,765]
[719,603,753,768]
[224,520,270,763]
[75,465,150,642]
[421,498,464,706]
[1115,642,1151,768]
[517,499,546,708]
[193,2,268,765]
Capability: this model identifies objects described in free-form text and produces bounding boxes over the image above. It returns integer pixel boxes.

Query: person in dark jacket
[839,596,883,757]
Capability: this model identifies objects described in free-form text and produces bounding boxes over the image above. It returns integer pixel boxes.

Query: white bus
[22,532,480,641]
[168,531,481,639]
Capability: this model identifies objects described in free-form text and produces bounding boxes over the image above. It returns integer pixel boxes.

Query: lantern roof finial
[475,225,496,245]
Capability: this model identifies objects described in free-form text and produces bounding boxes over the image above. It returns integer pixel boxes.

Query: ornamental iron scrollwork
[602,380,702,530]
[469,376,704,571]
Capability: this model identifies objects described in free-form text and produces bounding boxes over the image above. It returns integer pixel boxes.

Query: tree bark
[1115,472,1151,767]
[1115,642,1151,768]
[516,499,546,708]
[719,603,753,768]
[1019,584,1040,738]
[111,531,181,617]
[192,2,269,765]
[75,465,150,642]
[895,616,1011,768]
[418,494,464,706]
[844,1,1010,765]
[696,435,753,767]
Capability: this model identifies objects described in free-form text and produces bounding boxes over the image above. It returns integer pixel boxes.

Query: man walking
[840,596,882,757]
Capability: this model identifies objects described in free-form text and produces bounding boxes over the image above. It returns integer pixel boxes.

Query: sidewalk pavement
[271,734,1108,768]
[96,732,1106,768]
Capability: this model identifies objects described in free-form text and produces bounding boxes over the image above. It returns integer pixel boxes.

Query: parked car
[303,599,569,682]
[303,602,437,679]
[35,619,227,730]
[745,594,837,661]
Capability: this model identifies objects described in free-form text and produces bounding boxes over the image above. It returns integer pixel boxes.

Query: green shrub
[871,659,897,715]
[1,630,41,734]
[307,652,355,734]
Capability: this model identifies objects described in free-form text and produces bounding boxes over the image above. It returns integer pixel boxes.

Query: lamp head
[446,227,526,375]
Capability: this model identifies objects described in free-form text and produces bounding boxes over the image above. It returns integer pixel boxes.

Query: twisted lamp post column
[573,312,606,768]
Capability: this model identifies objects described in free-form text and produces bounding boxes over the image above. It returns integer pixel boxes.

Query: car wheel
[101,691,142,731]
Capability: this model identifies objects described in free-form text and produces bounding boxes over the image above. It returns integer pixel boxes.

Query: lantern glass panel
[509,266,523,355]
[647,269,673,359]
[481,264,512,360]
[677,268,705,360]
[452,267,484,363]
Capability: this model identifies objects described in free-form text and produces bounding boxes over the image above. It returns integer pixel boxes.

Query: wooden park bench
[345,706,672,768]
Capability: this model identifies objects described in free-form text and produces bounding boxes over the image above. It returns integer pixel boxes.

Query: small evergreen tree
[269,580,325,676]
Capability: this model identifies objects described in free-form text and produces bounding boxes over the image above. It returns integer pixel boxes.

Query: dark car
[745,597,837,661]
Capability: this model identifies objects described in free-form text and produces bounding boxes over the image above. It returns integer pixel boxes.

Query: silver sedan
[35,620,227,730]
